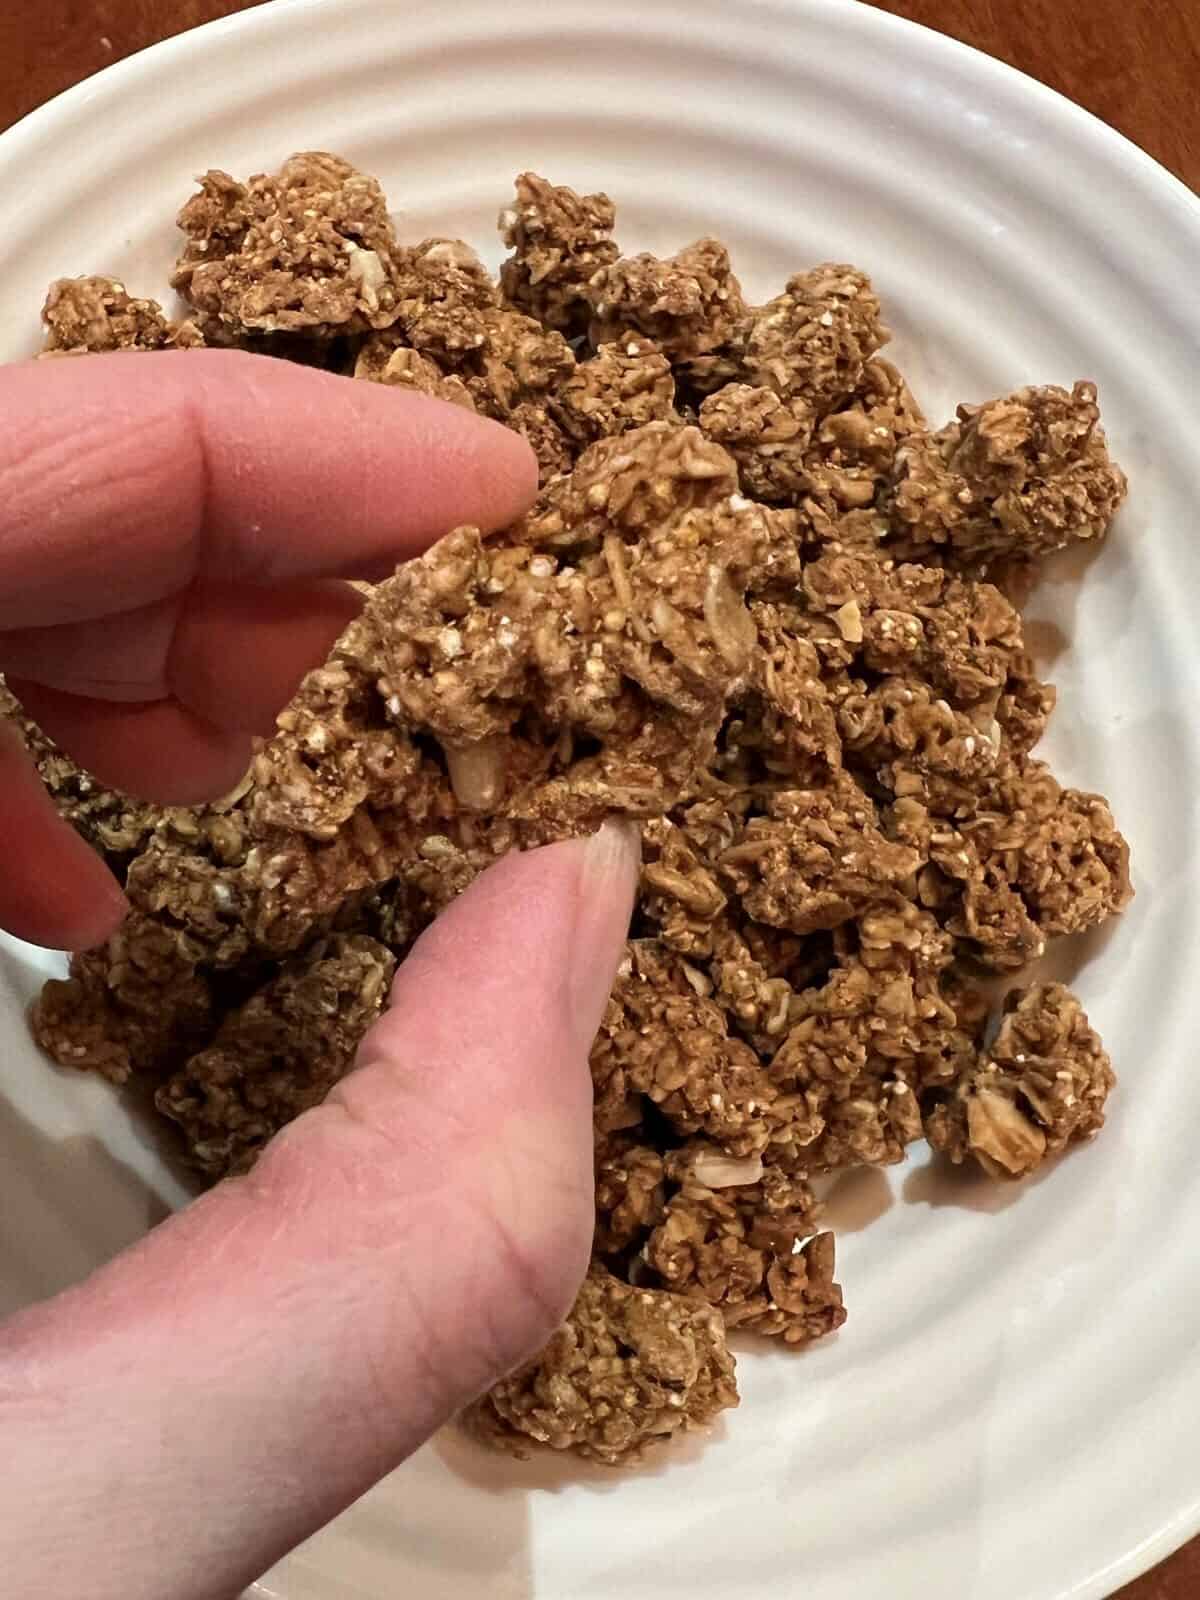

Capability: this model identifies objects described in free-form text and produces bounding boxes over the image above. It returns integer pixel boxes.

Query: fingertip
[331,378,540,545]
[66,875,131,954]
[463,414,540,532]
[569,819,641,1036]
[356,827,637,1141]
[191,353,541,573]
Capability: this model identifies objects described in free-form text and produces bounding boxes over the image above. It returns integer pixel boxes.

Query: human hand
[0,352,639,1599]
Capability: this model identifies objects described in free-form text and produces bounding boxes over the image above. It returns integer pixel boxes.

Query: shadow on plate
[0,1092,172,1316]
[901,1144,1064,1214]
[1037,916,1122,988]
[818,1164,895,1233]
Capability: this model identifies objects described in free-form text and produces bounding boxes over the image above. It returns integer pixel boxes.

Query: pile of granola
[8,155,1132,1466]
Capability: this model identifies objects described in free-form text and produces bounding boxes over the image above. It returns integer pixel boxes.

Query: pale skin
[0,352,639,1599]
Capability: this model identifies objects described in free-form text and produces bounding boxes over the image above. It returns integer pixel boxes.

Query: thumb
[0,824,638,1600]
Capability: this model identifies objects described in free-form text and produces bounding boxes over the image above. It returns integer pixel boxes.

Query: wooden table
[0,2,1195,1594]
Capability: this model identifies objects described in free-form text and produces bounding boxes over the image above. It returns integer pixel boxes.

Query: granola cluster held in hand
[12,157,1132,1466]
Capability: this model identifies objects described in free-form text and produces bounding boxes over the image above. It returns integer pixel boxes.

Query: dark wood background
[0,2,1195,1594]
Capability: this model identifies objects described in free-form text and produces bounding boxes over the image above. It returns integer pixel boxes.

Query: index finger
[0,350,537,630]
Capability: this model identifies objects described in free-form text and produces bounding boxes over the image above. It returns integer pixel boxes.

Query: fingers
[1,581,362,731]
[0,580,362,805]
[0,350,539,630]
[167,581,365,733]
[0,722,129,949]
[10,680,254,807]
[0,349,535,820]
[0,349,535,821]
[0,596,185,703]
[0,826,638,1600]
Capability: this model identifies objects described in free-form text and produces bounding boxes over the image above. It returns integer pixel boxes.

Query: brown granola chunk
[251,661,427,840]
[839,356,926,454]
[41,275,204,353]
[736,609,841,779]
[30,913,215,1084]
[172,153,406,337]
[462,308,575,418]
[352,338,475,407]
[588,239,746,361]
[801,554,1042,810]
[499,172,619,333]
[359,252,576,480]
[639,813,732,957]
[888,382,1128,568]
[247,431,800,887]
[555,338,678,445]
[1010,785,1133,937]
[699,384,815,503]
[929,762,1134,965]
[804,551,1027,710]
[244,808,448,956]
[520,418,739,550]
[388,236,500,357]
[592,941,779,1154]
[706,917,803,1052]
[768,901,978,1171]
[717,784,920,936]
[935,835,1046,974]
[789,357,926,552]
[739,265,889,415]
[156,934,395,1177]
[124,834,254,968]
[924,982,1114,1178]
[507,400,576,481]
[469,1266,738,1464]
[646,1148,842,1344]
[450,307,576,477]
[115,748,439,974]
[594,1132,666,1255]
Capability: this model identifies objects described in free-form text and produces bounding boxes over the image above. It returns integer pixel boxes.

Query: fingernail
[579,817,642,896]
[568,820,641,1032]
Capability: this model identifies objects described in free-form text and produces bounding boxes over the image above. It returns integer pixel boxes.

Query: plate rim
[2,0,1199,250]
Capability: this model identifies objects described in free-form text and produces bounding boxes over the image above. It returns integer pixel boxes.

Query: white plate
[2,1,1199,1595]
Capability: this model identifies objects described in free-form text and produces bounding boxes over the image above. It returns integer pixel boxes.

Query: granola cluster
[41,275,205,354]
[469,1266,739,1464]
[13,159,1132,1467]
[172,152,407,337]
